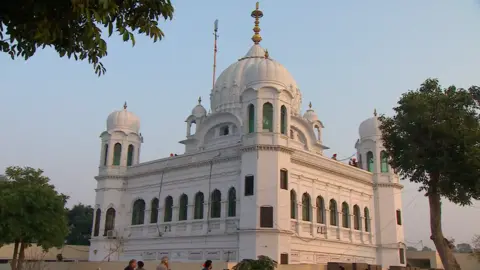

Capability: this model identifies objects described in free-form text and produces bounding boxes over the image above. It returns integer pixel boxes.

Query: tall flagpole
[212,19,219,90]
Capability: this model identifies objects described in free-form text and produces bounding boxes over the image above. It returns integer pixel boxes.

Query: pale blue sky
[1,0,479,249]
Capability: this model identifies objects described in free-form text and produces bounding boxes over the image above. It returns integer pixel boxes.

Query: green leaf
[123,32,129,42]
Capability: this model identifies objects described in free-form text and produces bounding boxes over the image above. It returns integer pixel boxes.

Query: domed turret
[191,97,207,118]
[106,102,140,134]
[358,109,381,139]
[303,102,319,122]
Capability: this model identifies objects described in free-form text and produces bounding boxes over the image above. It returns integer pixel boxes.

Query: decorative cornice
[240,144,295,154]
[374,183,404,189]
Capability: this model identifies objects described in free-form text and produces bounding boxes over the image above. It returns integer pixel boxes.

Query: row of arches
[359,150,389,173]
[247,103,288,135]
[131,188,237,225]
[290,190,371,232]
[103,143,135,166]
[93,208,116,236]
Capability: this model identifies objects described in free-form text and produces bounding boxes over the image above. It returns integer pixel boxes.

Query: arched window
[194,192,204,219]
[329,199,338,226]
[104,208,116,236]
[150,198,159,223]
[248,104,255,133]
[314,125,320,141]
[342,202,350,228]
[380,151,389,173]
[228,187,236,217]
[113,143,122,166]
[353,205,361,230]
[131,199,146,225]
[367,151,374,172]
[364,207,371,232]
[262,102,273,132]
[190,121,196,135]
[211,189,221,218]
[103,144,109,166]
[358,154,363,170]
[179,194,188,221]
[302,193,311,221]
[316,196,325,224]
[280,169,288,190]
[93,209,101,237]
[280,105,287,135]
[127,144,134,166]
[290,190,297,219]
[164,196,173,222]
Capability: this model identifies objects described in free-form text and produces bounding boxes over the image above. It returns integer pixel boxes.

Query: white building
[89,3,405,268]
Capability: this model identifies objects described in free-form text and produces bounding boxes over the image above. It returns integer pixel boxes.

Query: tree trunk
[10,240,19,270]
[428,188,461,270]
[17,242,26,270]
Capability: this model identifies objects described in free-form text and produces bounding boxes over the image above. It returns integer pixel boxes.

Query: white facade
[88,4,405,268]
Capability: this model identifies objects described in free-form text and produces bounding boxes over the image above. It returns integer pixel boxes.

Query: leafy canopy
[0,0,174,76]
[66,204,94,246]
[378,78,480,205]
[0,166,69,250]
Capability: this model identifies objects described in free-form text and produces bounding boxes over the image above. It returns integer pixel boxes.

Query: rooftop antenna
[212,19,219,90]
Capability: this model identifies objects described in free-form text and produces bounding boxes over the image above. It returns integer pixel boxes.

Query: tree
[422,246,433,251]
[0,0,174,76]
[407,246,418,251]
[378,78,480,270]
[66,204,93,245]
[473,235,480,262]
[0,166,69,270]
[232,255,278,270]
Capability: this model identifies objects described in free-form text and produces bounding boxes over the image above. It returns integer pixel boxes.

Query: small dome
[106,102,140,133]
[303,102,318,122]
[192,97,207,118]
[211,44,301,115]
[359,110,381,139]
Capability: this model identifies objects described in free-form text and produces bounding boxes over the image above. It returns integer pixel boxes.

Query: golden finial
[198,96,202,104]
[373,108,377,117]
[264,49,269,59]
[251,2,263,44]
[309,102,312,109]
[123,102,127,109]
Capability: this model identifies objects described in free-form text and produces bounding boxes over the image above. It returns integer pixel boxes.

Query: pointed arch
[93,209,101,237]
[150,198,159,223]
[342,202,350,228]
[367,151,374,172]
[211,189,221,218]
[329,199,338,226]
[316,196,325,224]
[280,105,287,135]
[228,187,236,217]
[164,196,173,222]
[131,199,146,225]
[104,208,116,236]
[353,204,361,230]
[380,151,389,173]
[179,194,188,221]
[364,207,371,232]
[103,144,109,166]
[194,192,204,219]
[113,143,122,166]
[262,102,273,132]
[248,104,255,133]
[302,193,311,221]
[290,190,297,219]
[127,144,134,166]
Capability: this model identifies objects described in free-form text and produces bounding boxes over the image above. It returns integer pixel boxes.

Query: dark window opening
[396,209,402,225]
[280,253,289,265]
[399,248,405,264]
[260,206,274,228]
[245,175,254,196]
[220,126,230,136]
[280,169,288,190]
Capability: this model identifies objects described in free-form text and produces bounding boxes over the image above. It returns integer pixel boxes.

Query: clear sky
[1,0,479,250]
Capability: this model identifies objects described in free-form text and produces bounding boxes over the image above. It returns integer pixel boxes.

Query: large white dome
[210,44,301,114]
[358,113,381,139]
[106,103,140,133]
